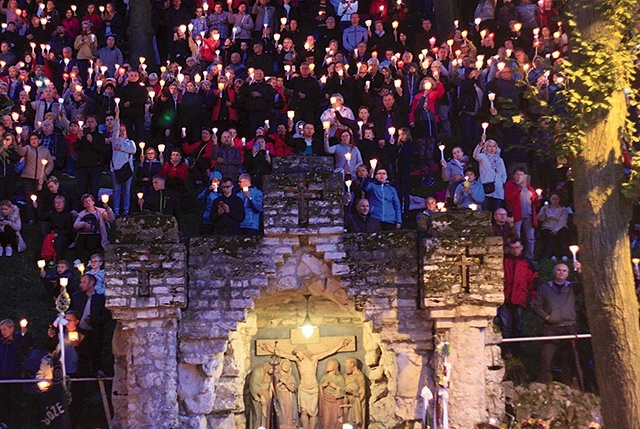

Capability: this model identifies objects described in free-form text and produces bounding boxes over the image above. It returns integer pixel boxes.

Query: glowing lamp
[299,294,316,339]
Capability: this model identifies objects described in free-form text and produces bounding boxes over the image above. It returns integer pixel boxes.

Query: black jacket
[345,213,382,233]
[209,193,245,235]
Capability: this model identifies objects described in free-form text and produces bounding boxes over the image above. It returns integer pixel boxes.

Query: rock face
[105,157,505,429]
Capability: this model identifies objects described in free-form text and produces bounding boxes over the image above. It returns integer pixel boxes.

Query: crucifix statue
[283,179,323,227]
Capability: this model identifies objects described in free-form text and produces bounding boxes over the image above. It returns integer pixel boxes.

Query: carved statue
[261,338,351,429]
[249,362,273,428]
[276,359,298,429]
[319,358,346,429]
[344,357,366,428]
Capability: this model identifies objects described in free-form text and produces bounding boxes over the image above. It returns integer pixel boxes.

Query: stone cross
[456,252,475,293]
[136,259,162,297]
[284,179,323,227]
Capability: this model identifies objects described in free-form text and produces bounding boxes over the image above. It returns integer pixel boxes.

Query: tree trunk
[127,0,155,68]
[570,2,640,428]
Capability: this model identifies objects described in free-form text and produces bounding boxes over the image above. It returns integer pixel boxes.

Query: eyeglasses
[221,185,233,189]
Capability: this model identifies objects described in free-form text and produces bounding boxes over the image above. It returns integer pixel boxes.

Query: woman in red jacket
[211,75,237,131]
[159,148,189,192]
[504,168,542,260]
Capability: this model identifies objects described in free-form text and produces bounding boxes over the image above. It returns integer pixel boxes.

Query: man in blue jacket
[237,173,263,236]
[360,167,402,230]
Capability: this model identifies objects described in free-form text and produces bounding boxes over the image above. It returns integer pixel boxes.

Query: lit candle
[139,142,145,150]
[15,126,21,135]
[357,121,363,134]
[468,203,478,211]
[481,122,489,134]
[242,186,249,193]
[488,92,496,110]
[213,127,218,134]
[78,120,84,128]
[71,4,77,14]
[394,79,402,88]
[345,152,351,162]
[322,121,331,130]
[137,192,144,209]
[633,258,640,271]
[438,144,446,161]
[68,331,79,342]
[287,110,295,120]
[114,97,120,107]
[101,194,109,204]
[365,19,372,30]
[181,127,186,138]
[536,188,543,197]
[77,263,85,274]
[19,319,28,329]
[60,277,68,287]
[569,245,579,263]
[345,179,352,193]
[40,158,48,181]
[158,143,165,154]
[37,259,46,270]
[264,119,269,128]
[436,202,445,211]
[370,159,377,170]
[453,19,458,29]
[388,126,395,138]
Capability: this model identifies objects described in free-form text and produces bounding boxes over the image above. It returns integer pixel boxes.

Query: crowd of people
[0,0,639,426]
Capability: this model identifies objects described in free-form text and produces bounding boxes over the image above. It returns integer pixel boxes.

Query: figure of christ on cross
[261,338,351,429]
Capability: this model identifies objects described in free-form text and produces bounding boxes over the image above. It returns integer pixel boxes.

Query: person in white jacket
[109,108,136,217]
[473,138,507,213]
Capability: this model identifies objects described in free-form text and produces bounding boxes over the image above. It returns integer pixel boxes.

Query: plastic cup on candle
[137,192,144,200]
[436,202,445,211]
[68,331,79,342]
[114,97,120,107]
[569,245,579,263]
[287,110,295,120]
[438,144,446,161]
[101,194,109,204]
[30,194,37,203]
[158,144,165,154]
[388,127,395,137]
[59,277,68,287]
[37,259,46,270]
[322,121,331,130]
[345,152,351,162]
[370,159,378,170]
[468,203,478,211]
[139,141,145,150]
[19,319,28,329]
[536,188,543,197]
[77,263,85,274]
[345,179,352,193]
[481,122,489,133]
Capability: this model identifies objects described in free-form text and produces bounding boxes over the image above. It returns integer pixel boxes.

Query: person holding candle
[533,260,583,385]
[0,317,33,429]
[17,132,54,221]
[454,166,485,209]
[236,173,263,235]
[440,146,468,207]
[73,115,108,200]
[140,175,183,222]
[209,176,245,235]
[117,69,147,143]
[361,167,402,230]
[137,146,163,198]
[0,131,21,202]
[505,168,541,260]
[324,128,362,177]
[284,62,321,125]
[73,193,115,262]
[96,35,124,78]
[473,138,507,213]
[537,192,570,261]
[70,273,112,379]
[320,92,354,137]
[197,170,223,235]
[342,13,368,54]
[40,258,75,297]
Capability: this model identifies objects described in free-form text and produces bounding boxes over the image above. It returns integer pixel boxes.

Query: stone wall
[105,157,505,429]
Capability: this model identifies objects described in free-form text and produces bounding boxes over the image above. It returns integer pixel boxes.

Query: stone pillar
[422,210,505,428]
[105,215,186,429]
